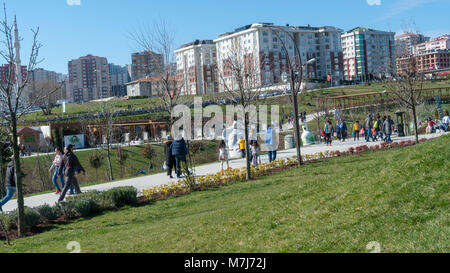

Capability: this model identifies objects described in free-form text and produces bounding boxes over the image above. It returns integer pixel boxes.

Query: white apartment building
[213,23,344,92]
[395,32,429,57]
[413,35,450,55]
[342,27,396,81]
[175,40,218,95]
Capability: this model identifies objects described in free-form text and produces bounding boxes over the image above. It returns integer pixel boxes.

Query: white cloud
[367,0,382,6]
[67,0,81,6]
[377,0,436,21]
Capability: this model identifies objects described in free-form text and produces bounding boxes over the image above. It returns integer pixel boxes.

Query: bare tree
[100,102,115,181]
[28,80,64,115]
[384,55,424,144]
[268,26,316,166]
[217,37,262,180]
[128,19,184,126]
[0,8,45,236]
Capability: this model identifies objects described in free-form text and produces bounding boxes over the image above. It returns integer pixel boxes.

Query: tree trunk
[412,105,419,144]
[244,115,251,180]
[0,144,5,198]
[10,114,25,237]
[106,135,114,181]
[291,91,302,166]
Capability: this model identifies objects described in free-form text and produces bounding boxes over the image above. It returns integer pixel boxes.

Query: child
[238,137,245,158]
[353,121,360,141]
[218,140,230,173]
[251,141,260,166]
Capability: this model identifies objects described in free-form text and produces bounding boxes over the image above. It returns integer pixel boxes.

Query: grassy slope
[2,135,448,253]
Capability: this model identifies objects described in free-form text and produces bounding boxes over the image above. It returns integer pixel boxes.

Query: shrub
[103,186,137,208]
[73,197,100,217]
[54,200,77,219]
[36,204,57,221]
[0,212,15,231]
[9,207,42,229]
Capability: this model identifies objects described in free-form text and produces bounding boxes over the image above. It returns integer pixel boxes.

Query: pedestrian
[164,136,175,179]
[218,140,230,173]
[381,116,387,141]
[364,114,374,142]
[353,120,360,141]
[427,117,436,133]
[383,116,393,143]
[337,119,348,142]
[171,135,189,179]
[0,155,17,212]
[57,144,85,202]
[49,147,69,195]
[443,110,449,132]
[324,120,334,146]
[238,137,246,158]
[265,124,277,162]
[251,141,260,166]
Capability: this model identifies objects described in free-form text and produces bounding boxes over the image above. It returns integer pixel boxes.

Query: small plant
[103,186,137,208]
[54,200,77,219]
[9,207,42,230]
[72,197,100,217]
[36,204,57,221]
[88,151,104,181]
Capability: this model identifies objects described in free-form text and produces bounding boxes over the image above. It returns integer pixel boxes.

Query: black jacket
[164,140,175,164]
[5,161,15,187]
[58,151,85,177]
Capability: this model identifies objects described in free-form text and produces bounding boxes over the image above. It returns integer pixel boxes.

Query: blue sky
[4,0,450,74]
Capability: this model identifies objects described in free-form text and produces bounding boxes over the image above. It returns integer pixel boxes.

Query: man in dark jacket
[164,136,175,179]
[58,144,85,201]
[171,136,189,178]
[0,156,16,212]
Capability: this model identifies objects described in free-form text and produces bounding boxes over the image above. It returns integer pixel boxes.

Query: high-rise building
[68,55,110,103]
[130,51,164,81]
[175,40,218,95]
[109,63,130,97]
[413,35,450,55]
[341,27,396,81]
[214,23,344,92]
[29,68,67,103]
[395,32,429,57]
[0,64,27,85]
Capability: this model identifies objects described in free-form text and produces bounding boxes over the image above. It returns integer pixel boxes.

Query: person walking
[164,136,175,179]
[337,119,348,142]
[324,120,334,146]
[364,114,374,142]
[353,120,360,141]
[383,116,393,143]
[238,137,246,158]
[251,141,260,166]
[171,135,189,179]
[57,144,85,202]
[218,140,230,173]
[0,156,17,212]
[265,124,277,162]
[443,110,450,132]
[49,147,74,195]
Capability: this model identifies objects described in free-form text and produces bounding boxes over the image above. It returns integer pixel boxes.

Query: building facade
[0,64,27,85]
[395,32,429,57]
[175,40,218,95]
[109,63,130,97]
[126,76,177,97]
[214,23,344,92]
[130,51,164,81]
[342,27,396,81]
[68,55,110,103]
[413,35,450,55]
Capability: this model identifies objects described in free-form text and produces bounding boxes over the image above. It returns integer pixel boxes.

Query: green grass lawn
[2,134,448,253]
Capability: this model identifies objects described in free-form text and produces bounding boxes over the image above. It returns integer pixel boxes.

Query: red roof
[17,127,40,135]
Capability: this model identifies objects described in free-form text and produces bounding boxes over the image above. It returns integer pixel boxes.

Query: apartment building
[395,32,429,57]
[126,76,177,97]
[130,51,164,81]
[175,40,218,95]
[109,63,130,97]
[342,27,396,81]
[68,55,110,103]
[413,35,450,55]
[213,23,344,92]
[0,64,27,85]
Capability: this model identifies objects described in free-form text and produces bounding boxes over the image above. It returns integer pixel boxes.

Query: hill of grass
[2,132,448,253]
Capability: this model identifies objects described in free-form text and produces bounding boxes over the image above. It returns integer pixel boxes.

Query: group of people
[426,110,450,133]
[164,135,190,179]
[0,144,85,212]
[322,114,396,146]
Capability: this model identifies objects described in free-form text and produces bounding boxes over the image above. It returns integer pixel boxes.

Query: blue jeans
[0,186,16,207]
[268,150,277,162]
[365,129,372,142]
[385,133,392,143]
[53,167,74,194]
[444,123,449,132]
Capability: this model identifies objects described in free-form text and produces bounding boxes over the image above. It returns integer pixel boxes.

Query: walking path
[2,131,448,212]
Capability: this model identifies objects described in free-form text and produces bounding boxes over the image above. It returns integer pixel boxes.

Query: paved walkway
[2,132,447,212]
